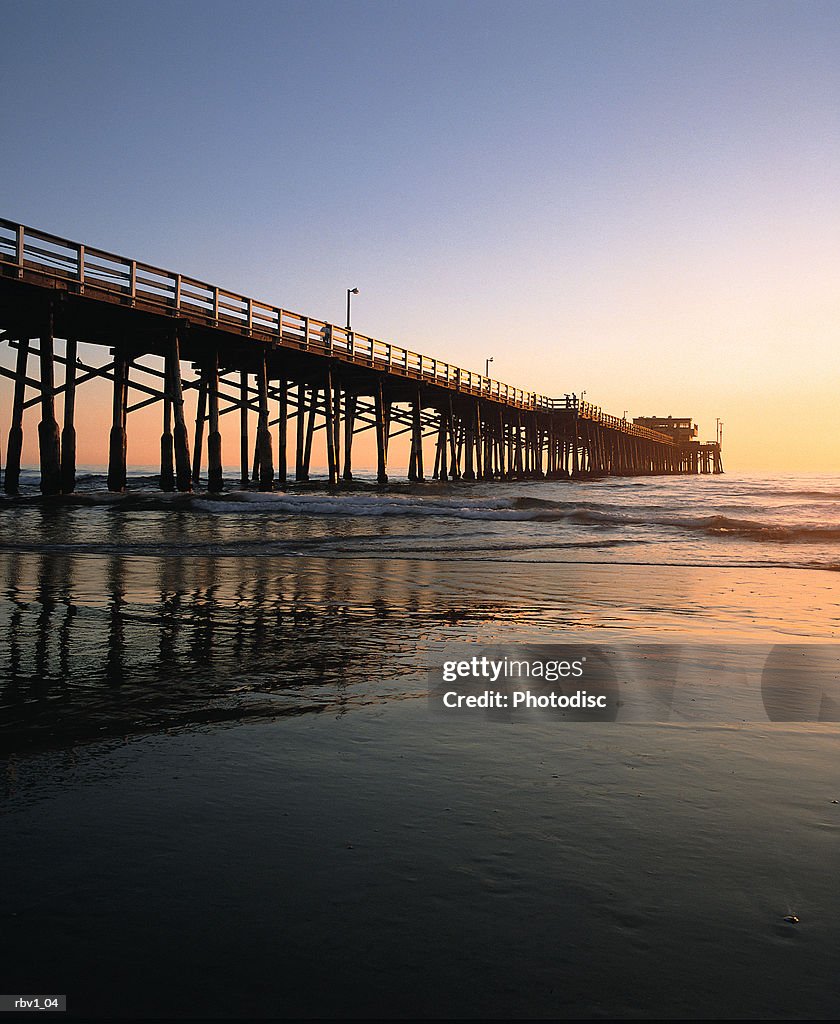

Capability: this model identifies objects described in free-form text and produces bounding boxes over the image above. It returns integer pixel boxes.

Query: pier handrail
[0,218,674,443]
[578,399,674,443]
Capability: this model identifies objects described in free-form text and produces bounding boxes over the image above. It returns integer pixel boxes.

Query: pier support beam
[483,405,494,480]
[5,338,29,495]
[301,385,318,482]
[324,368,338,490]
[207,352,223,493]
[256,355,274,491]
[160,389,175,492]
[408,388,423,482]
[60,338,77,494]
[239,370,250,489]
[474,403,483,481]
[514,415,524,480]
[276,379,287,487]
[437,410,448,481]
[106,347,128,494]
[192,376,207,487]
[462,402,476,482]
[295,383,306,481]
[169,330,192,492]
[343,393,356,482]
[39,319,62,496]
[332,376,341,482]
[446,398,459,479]
[375,378,388,486]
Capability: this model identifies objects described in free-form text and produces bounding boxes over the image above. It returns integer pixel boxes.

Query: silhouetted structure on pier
[0,219,722,495]
[633,416,723,474]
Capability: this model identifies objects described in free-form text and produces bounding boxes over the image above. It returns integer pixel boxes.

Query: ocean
[1,470,839,1019]
[3,469,840,569]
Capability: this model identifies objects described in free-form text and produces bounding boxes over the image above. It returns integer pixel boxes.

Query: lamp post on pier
[485,356,494,377]
[346,287,359,331]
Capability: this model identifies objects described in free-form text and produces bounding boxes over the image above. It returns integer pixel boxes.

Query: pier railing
[577,400,674,443]
[0,218,672,443]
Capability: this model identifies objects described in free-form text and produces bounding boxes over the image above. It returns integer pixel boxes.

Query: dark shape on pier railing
[0,218,722,496]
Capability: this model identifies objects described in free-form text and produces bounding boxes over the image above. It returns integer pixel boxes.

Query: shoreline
[2,554,838,756]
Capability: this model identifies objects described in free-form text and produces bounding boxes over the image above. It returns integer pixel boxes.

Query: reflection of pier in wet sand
[0,547,509,750]
[2,530,836,752]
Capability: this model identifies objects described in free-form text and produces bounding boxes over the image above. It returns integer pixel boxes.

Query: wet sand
[1,551,838,750]
[3,702,840,1019]
[2,552,839,1018]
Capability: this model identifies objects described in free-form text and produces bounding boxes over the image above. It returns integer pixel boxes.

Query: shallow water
[4,470,840,570]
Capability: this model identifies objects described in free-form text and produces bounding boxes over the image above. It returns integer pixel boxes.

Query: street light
[346,287,359,331]
[485,356,494,377]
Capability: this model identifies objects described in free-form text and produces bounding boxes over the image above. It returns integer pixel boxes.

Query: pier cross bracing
[0,219,722,495]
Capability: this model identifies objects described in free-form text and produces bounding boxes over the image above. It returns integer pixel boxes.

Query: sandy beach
[3,698,839,1019]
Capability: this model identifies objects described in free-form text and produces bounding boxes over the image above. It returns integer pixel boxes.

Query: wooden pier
[0,219,722,495]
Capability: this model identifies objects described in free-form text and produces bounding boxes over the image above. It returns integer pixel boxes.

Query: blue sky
[3,0,840,468]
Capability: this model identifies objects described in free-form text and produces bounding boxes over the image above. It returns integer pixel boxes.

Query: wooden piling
[4,338,29,495]
[295,383,306,481]
[474,403,483,480]
[343,393,356,481]
[39,319,62,496]
[106,347,128,494]
[251,433,260,485]
[375,378,388,486]
[192,375,207,486]
[332,376,341,479]
[483,405,494,480]
[324,368,337,489]
[169,330,192,492]
[446,398,459,479]
[462,405,476,481]
[160,388,175,492]
[534,415,544,478]
[256,355,274,491]
[277,379,288,487]
[301,384,317,481]
[408,388,423,481]
[436,410,448,481]
[207,351,223,492]
[513,415,524,480]
[59,337,77,494]
[384,398,392,463]
[239,370,249,489]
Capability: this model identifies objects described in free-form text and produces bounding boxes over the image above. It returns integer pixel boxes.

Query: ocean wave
[689,516,840,543]
[748,488,840,500]
[3,484,839,545]
[0,536,643,558]
[560,509,840,542]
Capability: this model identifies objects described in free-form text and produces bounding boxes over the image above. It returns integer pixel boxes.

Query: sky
[2,0,839,472]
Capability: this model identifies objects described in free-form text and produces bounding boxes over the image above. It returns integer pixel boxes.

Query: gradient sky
[2,0,839,471]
